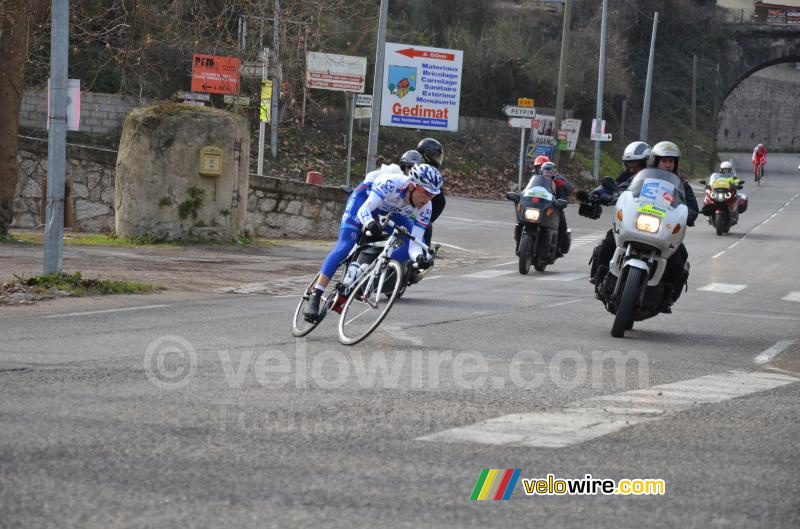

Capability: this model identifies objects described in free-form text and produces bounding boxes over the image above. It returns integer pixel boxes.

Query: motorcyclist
[589,141,651,285]
[416,138,445,243]
[530,154,550,176]
[649,141,697,312]
[522,161,572,256]
[719,160,734,175]
[304,161,441,321]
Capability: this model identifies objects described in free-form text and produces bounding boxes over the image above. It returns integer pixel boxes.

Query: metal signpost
[504,104,537,190]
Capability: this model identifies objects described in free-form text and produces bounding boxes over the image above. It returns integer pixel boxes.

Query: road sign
[356,94,373,107]
[175,91,210,102]
[260,80,272,123]
[503,105,536,118]
[306,52,367,93]
[526,143,538,158]
[381,42,464,132]
[591,133,613,142]
[507,117,535,128]
[240,62,263,78]
[224,95,250,106]
[354,107,372,119]
[561,118,582,151]
[191,54,241,95]
[517,98,535,108]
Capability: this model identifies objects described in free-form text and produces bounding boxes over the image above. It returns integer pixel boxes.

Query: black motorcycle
[506,175,570,274]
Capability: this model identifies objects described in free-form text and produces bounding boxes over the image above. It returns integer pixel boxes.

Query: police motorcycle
[505,174,570,274]
[577,169,690,337]
[698,173,747,236]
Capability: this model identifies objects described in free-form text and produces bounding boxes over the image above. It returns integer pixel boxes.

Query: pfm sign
[191,54,241,95]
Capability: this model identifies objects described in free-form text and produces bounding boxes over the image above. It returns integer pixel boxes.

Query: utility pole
[270,0,280,160]
[43,0,69,275]
[592,0,608,182]
[640,11,659,142]
[366,0,388,173]
[553,0,573,165]
[690,54,697,175]
[620,98,627,145]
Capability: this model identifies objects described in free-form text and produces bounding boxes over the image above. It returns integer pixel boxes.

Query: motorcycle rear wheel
[611,267,645,338]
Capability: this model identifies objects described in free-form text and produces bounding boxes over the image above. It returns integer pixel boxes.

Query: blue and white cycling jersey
[353,163,404,194]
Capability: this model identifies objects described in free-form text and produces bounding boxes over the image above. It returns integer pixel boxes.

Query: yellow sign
[518,98,534,108]
[260,80,273,123]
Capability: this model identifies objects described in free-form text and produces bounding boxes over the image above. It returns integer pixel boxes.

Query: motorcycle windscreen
[709,172,734,189]
[522,185,554,204]
[626,169,685,215]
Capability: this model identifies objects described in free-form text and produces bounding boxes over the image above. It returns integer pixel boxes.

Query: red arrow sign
[396,48,455,61]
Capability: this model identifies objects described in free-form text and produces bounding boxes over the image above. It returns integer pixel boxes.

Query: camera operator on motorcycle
[522,161,572,256]
[417,138,445,245]
[589,141,651,285]
[304,161,441,321]
[649,141,698,311]
[530,154,551,176]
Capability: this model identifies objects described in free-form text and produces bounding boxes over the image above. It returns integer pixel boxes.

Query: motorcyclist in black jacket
[417,138,445,245]
[589,141,651,285]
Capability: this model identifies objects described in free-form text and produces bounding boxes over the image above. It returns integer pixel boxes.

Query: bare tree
[0,0,48,234]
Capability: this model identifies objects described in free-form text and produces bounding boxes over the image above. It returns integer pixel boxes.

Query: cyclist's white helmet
[409,164,442,195]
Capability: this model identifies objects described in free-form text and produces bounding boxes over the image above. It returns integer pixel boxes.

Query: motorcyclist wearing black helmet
[416,138,445,245]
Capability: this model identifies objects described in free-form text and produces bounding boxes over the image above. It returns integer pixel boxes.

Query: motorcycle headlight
[524,208,540,221]
[635,213,661,233]
[725,192,732,199]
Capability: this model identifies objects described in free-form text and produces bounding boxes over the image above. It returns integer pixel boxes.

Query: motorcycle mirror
[600,176,617,191]
[505,191,520,203]
[698,180,706,185]
[555,199,568,209]
[575,190,590,202]
[738,179,745,184]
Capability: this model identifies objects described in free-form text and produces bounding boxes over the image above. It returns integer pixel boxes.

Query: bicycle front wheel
[337,260,404,345]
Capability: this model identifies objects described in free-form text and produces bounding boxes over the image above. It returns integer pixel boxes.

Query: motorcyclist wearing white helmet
[649,141,697,312]
[719,160,734,175]
[590,141,651,285]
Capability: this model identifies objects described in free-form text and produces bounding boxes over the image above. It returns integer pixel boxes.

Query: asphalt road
[1,153,799,528]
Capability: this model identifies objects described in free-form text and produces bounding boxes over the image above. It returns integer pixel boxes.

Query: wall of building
[716,74,800,151]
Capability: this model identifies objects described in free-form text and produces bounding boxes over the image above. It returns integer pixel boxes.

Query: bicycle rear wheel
[337,260,403,345]
[291,270,343,337]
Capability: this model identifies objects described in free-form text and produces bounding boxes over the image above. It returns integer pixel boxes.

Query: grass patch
[15,272,160,296]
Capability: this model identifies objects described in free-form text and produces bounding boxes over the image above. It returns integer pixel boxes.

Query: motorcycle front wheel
[611,267,645,338]
[715,212,726,236]
[518,234,532,275]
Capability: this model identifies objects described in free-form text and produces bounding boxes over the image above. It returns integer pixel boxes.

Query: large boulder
[115,104,250,241]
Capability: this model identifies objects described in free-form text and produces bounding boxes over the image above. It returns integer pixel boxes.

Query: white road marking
[490,260,518,268]
[704,310,800,322]
[545,299,582,309]
[461,269,515,279]
[536,273,587,282]
[445,216,478,223]
[417,370,799,449]
[782,291,800,303]
[754,340,794,365]
[437,242,471,252]
[711,251,726,259]
[697,283,747,294]
[42,304,170,319]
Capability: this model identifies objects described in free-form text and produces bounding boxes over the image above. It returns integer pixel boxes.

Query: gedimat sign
[380,42,464,132]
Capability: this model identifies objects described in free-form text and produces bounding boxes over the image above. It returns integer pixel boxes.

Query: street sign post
[507,117,536,128]
[306,52,367,93]
[517,98,535,108]
[356,94,373,106]
[191,54,241,95]
[503,105,536,118]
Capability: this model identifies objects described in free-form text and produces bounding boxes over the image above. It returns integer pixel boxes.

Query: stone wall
[19,89,157,136]
[13,136,116,232]
[246,176,347,239]
[13,137,346,239]
[717,75,800,151]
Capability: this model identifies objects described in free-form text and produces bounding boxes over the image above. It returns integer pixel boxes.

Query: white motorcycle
[580,169,691,337]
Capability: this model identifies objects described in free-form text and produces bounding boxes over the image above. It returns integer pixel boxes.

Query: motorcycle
[577,169,690,338]
[505,174,570,274]
[698,173,746,236]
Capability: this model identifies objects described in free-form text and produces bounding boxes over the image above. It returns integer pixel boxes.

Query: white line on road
[697,283,747,294]
[437,242,471,252]
[461,269,514,279]
[545,299,583,309]
[490,260,518,268]
[416,370,799,449]
[536,273,587,282]
[711,251,726,259]
[42,304,170,319]
[782,291,800,303]
[754,340,794,365]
